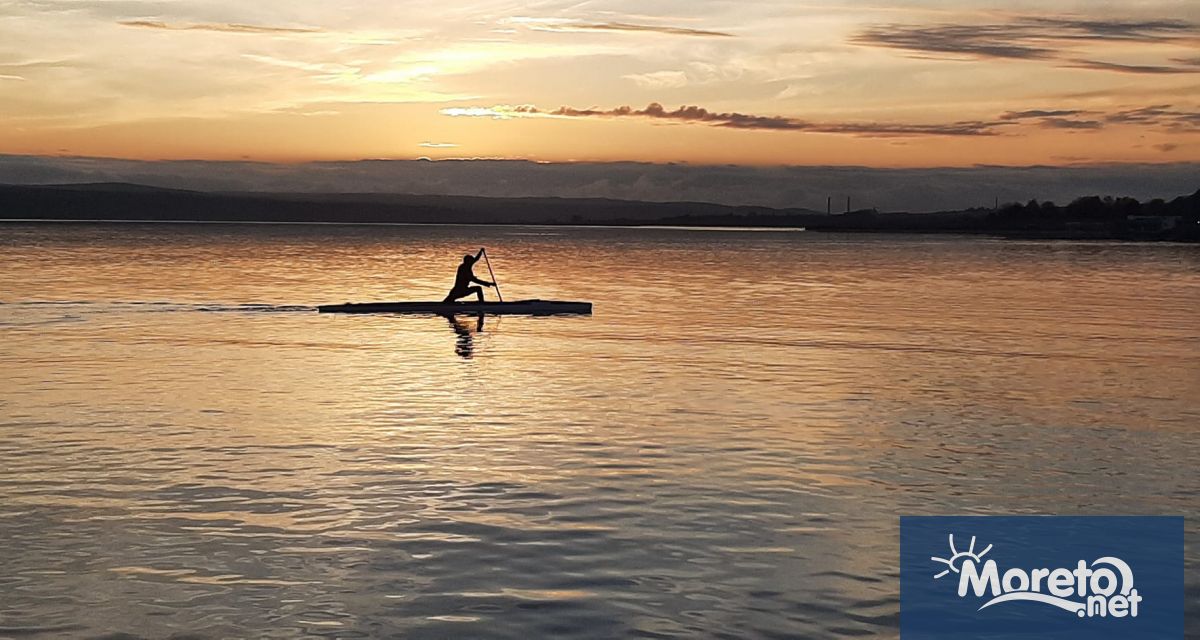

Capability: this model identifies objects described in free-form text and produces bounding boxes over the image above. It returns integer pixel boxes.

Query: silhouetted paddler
[443,248,495,302]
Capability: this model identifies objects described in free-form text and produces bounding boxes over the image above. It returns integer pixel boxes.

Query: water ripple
[0,223,1197,638]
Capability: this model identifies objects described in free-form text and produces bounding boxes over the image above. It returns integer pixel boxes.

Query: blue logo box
[900,516,1182,639]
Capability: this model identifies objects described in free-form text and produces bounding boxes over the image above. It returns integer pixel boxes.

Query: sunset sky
[1,0,1198,167]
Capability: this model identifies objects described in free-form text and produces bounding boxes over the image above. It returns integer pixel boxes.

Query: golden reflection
[1,224,1198,638]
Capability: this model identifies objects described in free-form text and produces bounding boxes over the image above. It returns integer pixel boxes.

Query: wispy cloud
[441,105,540,119]
[1105,105,1200,130]
[854,16,1200,74]
[1066,59,1197,74]
[1037,117,1103,129]
[505,17,731,37]
[444,101,1200,136]
[623,70,689,89]
[0,74,26,81]
[1006,104,1200,131]
[1000,109,1091,120]
[0,58,76,69]
[118,20,323,35]
[442,102,1007,137]
[856,23,1052,60]
[1022,16,1197,41]
[419,142,459,148]
[1000,109,1101,129]
[568,22,733,37]
[240,54,351,75]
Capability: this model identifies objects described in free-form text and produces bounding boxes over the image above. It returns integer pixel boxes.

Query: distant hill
[29,182,200,194]
[0,183,818,225]
[0,183,1196,241]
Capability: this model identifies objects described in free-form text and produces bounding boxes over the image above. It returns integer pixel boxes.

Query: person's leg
[444,286,484,303]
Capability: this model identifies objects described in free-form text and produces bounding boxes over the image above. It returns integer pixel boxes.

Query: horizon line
[4,152,1200,172]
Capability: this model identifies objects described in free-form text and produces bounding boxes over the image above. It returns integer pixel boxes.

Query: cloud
[441,105,542,119]
[118,20,322,35]
[505,17,731,37]
[0,74,26,81]
[1105,105,1200,131]
[418,142,459,148]
[855,23,1053,60]
[549,103,809,129]
[240,54,350,75]
[444,100,1200,137]
[1000,109,1090,120]
[565,22,733,37]
[1000,109,1102,129]
[623,70,689,89]
[1001,105,1200,131]
[854,15,1200,73]
[1019,17,1196,41]
[1106,105,1181,123]
[1037,117,1103,129]
[1155,143,1179,152]
[441,102,1008,137]
[0,58,76,70]
[1066,59,1197,74]
[3,153,1198,212]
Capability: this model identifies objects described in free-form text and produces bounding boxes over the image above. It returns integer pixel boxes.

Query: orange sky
[1,1,1198,166]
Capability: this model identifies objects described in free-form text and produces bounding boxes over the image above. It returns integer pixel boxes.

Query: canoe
[317,299,592,315]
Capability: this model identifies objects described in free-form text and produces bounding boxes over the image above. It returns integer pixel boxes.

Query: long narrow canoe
[317,299,592,315]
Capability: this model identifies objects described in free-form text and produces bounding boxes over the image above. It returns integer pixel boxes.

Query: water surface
[1,223,1197,638]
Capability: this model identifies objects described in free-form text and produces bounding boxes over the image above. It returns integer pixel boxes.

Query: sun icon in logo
[931,534,992,579]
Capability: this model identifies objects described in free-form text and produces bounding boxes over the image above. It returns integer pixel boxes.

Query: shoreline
[5,218,1197,243]
[2,183,1196,242]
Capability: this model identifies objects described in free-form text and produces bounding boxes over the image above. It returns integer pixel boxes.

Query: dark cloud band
[500,103,1006,137]
[444,101,1200,136]
[854,15,1200,74]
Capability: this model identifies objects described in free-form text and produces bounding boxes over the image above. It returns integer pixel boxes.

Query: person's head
[462,254,474,264]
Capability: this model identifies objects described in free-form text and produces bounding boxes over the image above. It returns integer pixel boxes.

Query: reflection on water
[0,223,1197,639]
[444,313,486,359]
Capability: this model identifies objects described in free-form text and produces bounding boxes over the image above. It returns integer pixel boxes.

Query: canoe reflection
[443,312,485,359]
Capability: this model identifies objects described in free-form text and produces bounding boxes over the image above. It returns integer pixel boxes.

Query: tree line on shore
[2,182,1197,241]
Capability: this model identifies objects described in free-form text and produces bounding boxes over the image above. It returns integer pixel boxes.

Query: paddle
[482,248,503,302]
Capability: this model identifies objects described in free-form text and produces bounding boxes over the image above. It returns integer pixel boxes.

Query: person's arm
[471,248,491,285]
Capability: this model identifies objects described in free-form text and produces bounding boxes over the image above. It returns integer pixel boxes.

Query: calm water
[0,223,1197,639]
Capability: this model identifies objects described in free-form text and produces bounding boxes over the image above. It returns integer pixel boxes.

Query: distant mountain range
[1,182,1197,241]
